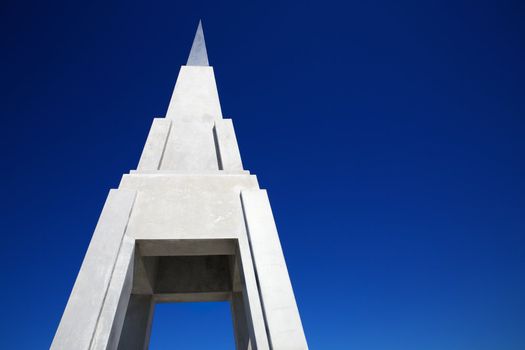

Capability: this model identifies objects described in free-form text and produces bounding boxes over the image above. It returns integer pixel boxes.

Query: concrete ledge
[129,169,250,174]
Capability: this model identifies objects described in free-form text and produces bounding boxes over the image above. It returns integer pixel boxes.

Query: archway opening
[149,301,235,349]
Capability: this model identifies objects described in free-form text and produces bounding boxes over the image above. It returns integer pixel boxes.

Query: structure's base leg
[117,294,155,350]
[232,291,251,350]
[241,189,309,349]
[51,189,137,350]
[236,238,271,349]
[91,235,136,350]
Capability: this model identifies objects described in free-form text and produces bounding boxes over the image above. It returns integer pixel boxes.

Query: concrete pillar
[51,189,137,350]
[236,237,271,350]
[241,189,308,350]
[117,295,155,350]
[231,292,251,350]
[91,235,135,350]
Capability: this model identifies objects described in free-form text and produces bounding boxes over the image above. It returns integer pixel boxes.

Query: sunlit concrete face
[51,21,308,350]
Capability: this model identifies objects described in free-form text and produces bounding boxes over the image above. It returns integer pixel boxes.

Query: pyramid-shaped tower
[51,21,308,350]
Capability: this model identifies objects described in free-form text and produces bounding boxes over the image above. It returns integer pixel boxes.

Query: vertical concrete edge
[240,189,308,350]
[90,235,136,350]
[235,238,271,350]
[51,189,138,350]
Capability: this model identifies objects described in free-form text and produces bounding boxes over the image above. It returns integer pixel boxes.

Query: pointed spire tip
[187,20,209,66]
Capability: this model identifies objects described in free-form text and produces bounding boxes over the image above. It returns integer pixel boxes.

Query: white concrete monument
[52,21,308,350]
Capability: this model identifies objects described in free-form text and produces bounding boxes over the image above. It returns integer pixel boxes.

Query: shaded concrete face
[131,240,244,302]
[117,295,154,350]
[155,255,232,294]
[52,21,307,350]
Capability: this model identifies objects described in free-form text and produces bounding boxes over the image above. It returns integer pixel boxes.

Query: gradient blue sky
[1,0,524,349]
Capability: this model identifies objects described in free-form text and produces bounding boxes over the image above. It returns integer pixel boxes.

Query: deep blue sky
[1,0,524,349]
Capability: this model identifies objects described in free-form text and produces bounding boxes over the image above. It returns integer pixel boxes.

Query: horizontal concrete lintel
[153,291,232,303]
[137,239,237,256]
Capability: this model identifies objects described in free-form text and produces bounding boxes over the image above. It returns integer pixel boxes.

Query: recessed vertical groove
[156,120,173,170]
[240,194,273,349]
[213,124,224,170]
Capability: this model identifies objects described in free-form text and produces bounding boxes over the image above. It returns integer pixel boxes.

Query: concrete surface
[52,21,307,350]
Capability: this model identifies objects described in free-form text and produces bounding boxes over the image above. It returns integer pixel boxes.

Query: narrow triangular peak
[166,19,221,122]
[187,20,209,66]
